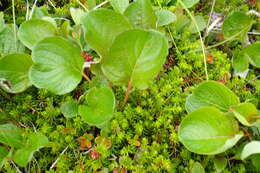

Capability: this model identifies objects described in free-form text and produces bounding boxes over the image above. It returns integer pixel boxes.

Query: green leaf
[13,148,33,167]
[243,42,260,68]
[241,141,260,160]
[0,123,23,148]
[78,87,115,126]
[213,157,227,172]
[0,24,25,56]
[102,29,168,89]
[192,162,205,173]
[0,12,5,33]
[70,8,85,25]
[86,0,96,10]
[230,103,258,126]
[188,16,206,33]
[18,19,57,50]
[233,51,249,73]
[222,11,252,41]
[178,107,243,155]
[61,100,78,119]
[31,7,49,19]
[30,37,84,95]
[251,154,260,171]
[182,0,199,8]
[13,132,48,167]
[0,146,9,168]
[155,9,176,27]
[82,9,131,58]
[185,81,240,113]
[0,53,32,93]
[110,0,129,14]
[124,0,157,29]
[27,132,49,150]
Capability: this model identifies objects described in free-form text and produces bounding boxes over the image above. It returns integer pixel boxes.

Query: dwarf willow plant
[0,0,174,139]
[179,81,260,169]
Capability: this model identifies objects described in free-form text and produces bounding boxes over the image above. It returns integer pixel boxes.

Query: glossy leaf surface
[30,37,84,95]
[61,100,78,119]
[241,141,260,160]
[231,103,258,126]
[179,107,243,155]
[0,53,32,93]
[102,29,168,89]
[124,0,157,29]
[82,9,131,58]
[0,123,23,148]
[18,19,56,49]
[155,9,176,27]
[222,11,252,41]
[79,87,115,126]
[185,81,240,113]
[110,0,129,14]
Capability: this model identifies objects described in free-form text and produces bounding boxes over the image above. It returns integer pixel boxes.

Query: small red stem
[122,80,132,106]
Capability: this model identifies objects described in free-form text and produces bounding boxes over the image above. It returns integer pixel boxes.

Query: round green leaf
[30,37,84,95]
[192,162,205,173]
[60,100,78,119]
[13,148,33,167]
[179,107,243,155]
[110,0,129,14]
[241,141,260,160]
[182,0,199,8]
[0,123,23,148]
[185,81,240,113]
[230,103,258,126]
[0,53,32,93]
[188,16,206,33]
[18,19,56,49]
[102,29,168,89]
[233,51,249,73]
[82,9,131,58]
[78,87,115,126]
[124,0,157,29]
[222,11,252,41]
[213,157,227,172]
[243,42,260,68]
[0,24,25,56]
[155,9,176,27]
[13,132,49,167]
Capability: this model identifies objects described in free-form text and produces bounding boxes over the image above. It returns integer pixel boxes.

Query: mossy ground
[0,0,260,172]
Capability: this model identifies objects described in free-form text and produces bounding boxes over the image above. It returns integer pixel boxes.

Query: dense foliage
[0,0,259,172]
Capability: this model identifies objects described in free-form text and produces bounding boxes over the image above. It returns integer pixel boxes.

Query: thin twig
[11,0,17,51]
[82,72,91,82]
[206,17,221,36]
[47,0,56,9]
[11,160,23,173]
[204,0,216,38]
[78,0,88,11]
[29,0,39,20]
[50,146,69,170]
[93,0,109,10]
[26,0,29,20]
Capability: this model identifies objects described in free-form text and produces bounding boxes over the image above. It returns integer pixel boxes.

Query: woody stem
[82,72,91,82]
[122,80,132,106]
